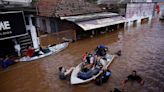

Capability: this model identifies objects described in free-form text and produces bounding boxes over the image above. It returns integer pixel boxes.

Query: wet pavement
[0,18,164,92]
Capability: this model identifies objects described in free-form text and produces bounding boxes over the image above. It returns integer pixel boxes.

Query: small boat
[70,54,115,85]
[19,42,69,62]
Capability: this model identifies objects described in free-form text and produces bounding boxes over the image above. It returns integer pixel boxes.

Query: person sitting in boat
[92,55,107,75]
[82,52,88,62]
[58,66,75,80]
[96,44,108,57]
[25,46,42,57]
[78,55,106,80]
[1,56,19,69]
[25,46,35,57]
[81,53,95,72]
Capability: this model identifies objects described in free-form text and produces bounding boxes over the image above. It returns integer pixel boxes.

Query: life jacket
[86,54,92,64]
[86,56,90,64]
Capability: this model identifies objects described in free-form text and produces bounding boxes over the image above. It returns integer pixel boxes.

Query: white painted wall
[126,3,154,23]
[26,15,39,49]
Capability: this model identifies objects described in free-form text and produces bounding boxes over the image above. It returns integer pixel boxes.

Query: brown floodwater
[0,18,164,92]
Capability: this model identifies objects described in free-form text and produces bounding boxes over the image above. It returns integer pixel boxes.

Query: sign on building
[0,11,27,40]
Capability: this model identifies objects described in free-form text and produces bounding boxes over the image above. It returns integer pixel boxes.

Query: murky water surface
[0,19,164,92]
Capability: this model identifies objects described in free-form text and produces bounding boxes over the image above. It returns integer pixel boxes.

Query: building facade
[0,0,39,57]
[36,0,126,46]
[97,0,155,28]
[37,0,103,46]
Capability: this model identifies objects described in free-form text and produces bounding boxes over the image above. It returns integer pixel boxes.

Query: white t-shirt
[100,59,106,67]
[14,44,21,51]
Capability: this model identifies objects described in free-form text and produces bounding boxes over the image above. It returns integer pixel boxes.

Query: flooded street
[0,19,164,92]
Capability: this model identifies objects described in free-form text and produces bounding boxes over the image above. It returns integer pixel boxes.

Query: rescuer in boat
[95,44,108,59]
[78,55,107,80]
[82,52,88,62]
[92,55,106,75]
[81,53,95,72]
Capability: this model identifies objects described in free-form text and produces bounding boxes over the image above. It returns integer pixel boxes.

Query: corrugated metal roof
[77,16,126,30]
[61,12,126,31]
[60,12,119,22]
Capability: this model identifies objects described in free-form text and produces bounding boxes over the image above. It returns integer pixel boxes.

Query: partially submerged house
[97,0,155,26]
[37,0,126,46]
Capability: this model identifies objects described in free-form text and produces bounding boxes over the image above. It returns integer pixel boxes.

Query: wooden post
[73,29,77,41]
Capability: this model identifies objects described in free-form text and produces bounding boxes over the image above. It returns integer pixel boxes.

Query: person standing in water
[1,56,19,69]
[14,44,21,57]
[58,66,75,80]
[122,70,144,90]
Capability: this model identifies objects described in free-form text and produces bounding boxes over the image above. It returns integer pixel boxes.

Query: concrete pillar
[127,21,132,32]
[137,19,141,27]
[39,18,44,31]
[30,26,39,49]
[117,24,120,29]
[45,19,51,33]
[36,17,40,28]
[27,15,39,49]
[54,19,58,32]
[148,16,152,24]
[92,30,95,35]
[127,21,132,27]
[105,27,108,32]
[124,22,128,30]
[28,16,33,26]
[73,30,77,41]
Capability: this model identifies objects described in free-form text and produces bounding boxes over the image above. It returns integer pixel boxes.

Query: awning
[61,12,126,31]
[77,16,126,31]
